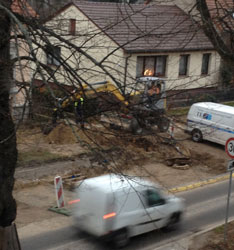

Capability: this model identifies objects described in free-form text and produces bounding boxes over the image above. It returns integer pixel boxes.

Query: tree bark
[0,0,17,230]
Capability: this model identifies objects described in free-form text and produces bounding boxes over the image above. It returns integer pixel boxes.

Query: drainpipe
[123,54,132,96]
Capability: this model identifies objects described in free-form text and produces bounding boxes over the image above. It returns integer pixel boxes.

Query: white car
[72,174,185,248]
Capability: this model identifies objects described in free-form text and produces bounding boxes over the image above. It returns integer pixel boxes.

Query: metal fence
[167,87,234,108]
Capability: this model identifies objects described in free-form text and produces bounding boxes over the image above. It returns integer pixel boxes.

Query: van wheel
[192,129,203,142]
[113,228,129,248]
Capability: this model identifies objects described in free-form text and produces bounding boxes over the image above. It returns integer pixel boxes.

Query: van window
[145,189,165,207]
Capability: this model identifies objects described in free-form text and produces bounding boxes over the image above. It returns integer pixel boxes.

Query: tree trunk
[0,0,17,231]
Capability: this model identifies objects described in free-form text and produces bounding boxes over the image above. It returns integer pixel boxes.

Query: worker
[52,106,64,125]
[74,97,84,128]
[156,83,161,95]
[52,107,58,125]
[52,98,64,125]
[147,82,161,105]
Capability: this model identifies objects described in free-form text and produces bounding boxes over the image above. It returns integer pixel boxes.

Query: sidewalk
[153,238,190,250]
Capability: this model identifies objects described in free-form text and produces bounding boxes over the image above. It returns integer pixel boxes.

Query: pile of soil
[46,123,78,144]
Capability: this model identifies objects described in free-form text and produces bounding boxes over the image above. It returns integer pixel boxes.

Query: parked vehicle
[72,174,184,248]
[45,77,170,135]
[187,102,234,145]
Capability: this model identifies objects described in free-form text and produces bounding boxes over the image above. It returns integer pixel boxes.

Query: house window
[69,19,76,35]
[201,53,211,75]
[136,56,167,77]
[155,56,167,76]
[179,54,189,76]
[46,46,61,66]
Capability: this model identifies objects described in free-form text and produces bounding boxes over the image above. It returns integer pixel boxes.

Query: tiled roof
[11,0,38,17]
[206,0,234,30]
[73,1,214,53]
[207,0,233,13]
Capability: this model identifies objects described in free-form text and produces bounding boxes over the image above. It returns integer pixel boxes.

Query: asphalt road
[20,178,234,250]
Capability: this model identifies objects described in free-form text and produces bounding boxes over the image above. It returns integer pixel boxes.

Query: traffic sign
[225,138,234,159]
[227,160,234,172]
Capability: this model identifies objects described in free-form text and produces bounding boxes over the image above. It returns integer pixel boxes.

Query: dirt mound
[46,123,78,144]
[44,123,190,163]
[45,122,120,144]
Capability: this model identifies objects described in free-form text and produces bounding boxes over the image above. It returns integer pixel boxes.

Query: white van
[187,102,234,145]
[72,174,184,247]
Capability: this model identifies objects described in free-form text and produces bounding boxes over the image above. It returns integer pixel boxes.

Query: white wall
[128,50,221,91]
[34,4,221,93]
[39,5,130,88]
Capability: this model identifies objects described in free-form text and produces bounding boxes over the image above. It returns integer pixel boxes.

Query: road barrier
[54,176,65,208]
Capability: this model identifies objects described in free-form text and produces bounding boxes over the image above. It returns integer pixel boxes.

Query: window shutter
[70,19,76,35]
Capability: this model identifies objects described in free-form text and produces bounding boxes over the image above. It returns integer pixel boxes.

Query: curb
[169,172,234,193]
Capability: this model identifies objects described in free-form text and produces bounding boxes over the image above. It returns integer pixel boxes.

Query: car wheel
[158,117,170,132]
[113,228,129,248]
[162,212,181,232]
[192,129,203,142]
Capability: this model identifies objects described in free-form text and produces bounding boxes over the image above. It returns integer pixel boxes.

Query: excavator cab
[130,76,169,134]
[138,76,166,111]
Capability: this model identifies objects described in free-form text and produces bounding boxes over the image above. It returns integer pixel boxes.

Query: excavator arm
[61,81,129,109]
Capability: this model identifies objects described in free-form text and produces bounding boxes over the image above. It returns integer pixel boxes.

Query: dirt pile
[45,123,119,146]
[46,123,78,144]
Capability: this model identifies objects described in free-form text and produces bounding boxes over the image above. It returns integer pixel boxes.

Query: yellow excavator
[47,77,170,134]
[60,80,129,109]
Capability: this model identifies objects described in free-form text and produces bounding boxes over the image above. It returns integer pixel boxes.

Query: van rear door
[214,112,234,145]
[73,184,109,237]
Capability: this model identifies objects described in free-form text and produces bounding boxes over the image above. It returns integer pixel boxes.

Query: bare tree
[196,0,233,64]
[0,0,232,247]
[0,0,18,247]
[196,0,234,86]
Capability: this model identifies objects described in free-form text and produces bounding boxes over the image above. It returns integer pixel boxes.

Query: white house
[32,1,220,97]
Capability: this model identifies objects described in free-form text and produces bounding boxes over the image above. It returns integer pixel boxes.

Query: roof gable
[48,1,214,53]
